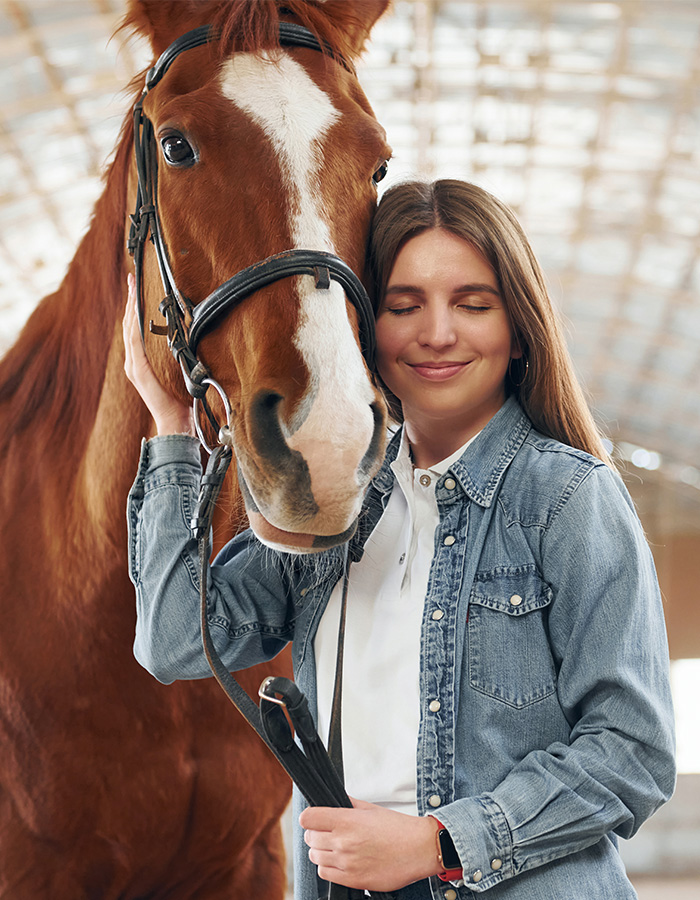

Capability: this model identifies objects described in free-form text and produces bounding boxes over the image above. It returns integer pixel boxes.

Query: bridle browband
[127,24,393,900]
[127,22,376,441]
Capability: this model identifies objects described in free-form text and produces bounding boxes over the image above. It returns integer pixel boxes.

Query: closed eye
[386,305,418,316]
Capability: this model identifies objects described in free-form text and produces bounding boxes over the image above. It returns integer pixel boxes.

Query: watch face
[438,829,461,870]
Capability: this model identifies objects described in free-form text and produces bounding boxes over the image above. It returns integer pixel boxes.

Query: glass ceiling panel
[0,0,698,508]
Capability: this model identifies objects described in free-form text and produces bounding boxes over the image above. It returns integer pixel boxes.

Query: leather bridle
[127,22,377,442]
[127,24,394,900]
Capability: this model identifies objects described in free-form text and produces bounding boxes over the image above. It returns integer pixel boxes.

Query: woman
[124,180,675,899]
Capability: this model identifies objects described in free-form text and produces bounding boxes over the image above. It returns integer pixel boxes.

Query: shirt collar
[389,427,413,487]
[371,396,532,508]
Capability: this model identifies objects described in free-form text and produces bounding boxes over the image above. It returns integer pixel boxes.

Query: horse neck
[0,124,149,563]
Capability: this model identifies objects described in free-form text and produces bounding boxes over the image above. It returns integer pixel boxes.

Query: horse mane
[0,114,134,457]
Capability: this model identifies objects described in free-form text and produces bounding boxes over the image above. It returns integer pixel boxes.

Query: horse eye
[372,160,388,185]
[160,134,196,167]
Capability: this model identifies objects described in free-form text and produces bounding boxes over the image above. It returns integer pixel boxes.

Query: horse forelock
[121,1,381,67]
[212,1,369,64]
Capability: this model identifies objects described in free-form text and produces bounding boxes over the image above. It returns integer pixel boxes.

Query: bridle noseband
[127,22,377,446]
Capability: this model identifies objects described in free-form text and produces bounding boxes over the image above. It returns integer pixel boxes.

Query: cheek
[474,319,516,357]
[374,322,402,391]
[375,351,395,391]
[375,318,403,361]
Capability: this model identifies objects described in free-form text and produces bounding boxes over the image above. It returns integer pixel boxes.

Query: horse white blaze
[219,53,377,529]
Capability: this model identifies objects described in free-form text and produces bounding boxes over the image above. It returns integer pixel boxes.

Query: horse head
[125,0,391,553]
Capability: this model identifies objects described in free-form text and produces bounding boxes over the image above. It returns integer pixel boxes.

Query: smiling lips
[407,361,470,380]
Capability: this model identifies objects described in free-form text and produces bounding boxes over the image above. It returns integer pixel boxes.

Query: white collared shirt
[314,428,477,814]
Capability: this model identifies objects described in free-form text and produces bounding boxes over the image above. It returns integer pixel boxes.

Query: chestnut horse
[0,1,390,897]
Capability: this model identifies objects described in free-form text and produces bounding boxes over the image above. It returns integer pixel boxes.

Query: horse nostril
[250,391,287,463]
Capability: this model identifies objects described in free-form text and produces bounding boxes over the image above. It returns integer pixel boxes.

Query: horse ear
[126,0,211,56]
[317,0,391,58]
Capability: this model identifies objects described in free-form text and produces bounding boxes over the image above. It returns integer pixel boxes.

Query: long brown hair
[369,179,613,466]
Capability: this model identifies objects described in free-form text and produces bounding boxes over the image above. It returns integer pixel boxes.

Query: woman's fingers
[122,274,194,436]
[122,273,140,380]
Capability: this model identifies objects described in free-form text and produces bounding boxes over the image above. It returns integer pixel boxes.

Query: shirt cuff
[433,794,513,891]
[144,434,202,468]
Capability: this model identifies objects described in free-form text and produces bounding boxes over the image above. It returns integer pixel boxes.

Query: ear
[126,0,213,57]
[317,0,391,57]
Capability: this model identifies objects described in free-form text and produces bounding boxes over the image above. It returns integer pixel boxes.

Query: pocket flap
[470,565,553,616]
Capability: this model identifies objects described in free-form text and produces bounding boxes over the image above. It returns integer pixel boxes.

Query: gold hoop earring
[509,357,529,387]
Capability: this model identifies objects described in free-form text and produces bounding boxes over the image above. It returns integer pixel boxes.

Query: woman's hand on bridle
[122,274,195,437]
[300,798,444,892]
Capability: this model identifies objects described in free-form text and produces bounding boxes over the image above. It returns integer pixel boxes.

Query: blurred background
[1,1,698,894]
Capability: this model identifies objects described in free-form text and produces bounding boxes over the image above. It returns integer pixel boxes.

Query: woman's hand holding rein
[300,799,444,893]
[122,274,195,437]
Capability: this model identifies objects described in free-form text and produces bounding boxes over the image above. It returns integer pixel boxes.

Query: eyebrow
[385,283,501,297]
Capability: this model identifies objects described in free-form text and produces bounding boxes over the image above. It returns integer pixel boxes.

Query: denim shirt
[127,396,675,900]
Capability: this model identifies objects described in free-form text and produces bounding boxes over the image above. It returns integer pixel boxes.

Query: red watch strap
[431,816,463,882]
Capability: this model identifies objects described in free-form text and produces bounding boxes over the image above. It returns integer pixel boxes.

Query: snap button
[472,870,483,883]
[509,594,522,606]
[399,553,406,565]
[428,794,442,808]
[429,699,441,712]
[432,609,444,621]
[491,858,503,870]
[419,474,431,487]
[444,477,456,490]
[443,535,456,546]
[444,891,457,900]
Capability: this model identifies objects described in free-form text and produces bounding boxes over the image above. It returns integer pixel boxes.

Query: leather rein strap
[129,23,393,900]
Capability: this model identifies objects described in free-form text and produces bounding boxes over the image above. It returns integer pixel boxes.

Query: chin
[246,509,358,554]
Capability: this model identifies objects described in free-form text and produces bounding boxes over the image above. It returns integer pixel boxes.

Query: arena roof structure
[2,0,699,527]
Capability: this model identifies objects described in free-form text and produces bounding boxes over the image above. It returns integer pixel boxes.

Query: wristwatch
[432,816,463,882]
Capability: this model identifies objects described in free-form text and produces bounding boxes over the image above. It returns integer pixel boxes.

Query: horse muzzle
[234,388,385,551]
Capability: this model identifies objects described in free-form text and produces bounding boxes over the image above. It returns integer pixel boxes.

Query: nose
[248,388,385,526]
[418,305,457,349]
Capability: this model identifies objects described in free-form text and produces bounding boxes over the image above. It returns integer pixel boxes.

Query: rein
[128,24,393,900]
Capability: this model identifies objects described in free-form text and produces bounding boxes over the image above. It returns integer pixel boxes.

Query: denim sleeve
[435,463,676,891]
[127,435,295,684]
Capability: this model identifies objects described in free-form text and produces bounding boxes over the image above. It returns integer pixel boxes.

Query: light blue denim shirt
[127,396,675,900]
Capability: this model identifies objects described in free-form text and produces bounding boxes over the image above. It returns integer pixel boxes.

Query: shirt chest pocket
[467,567,556,709]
